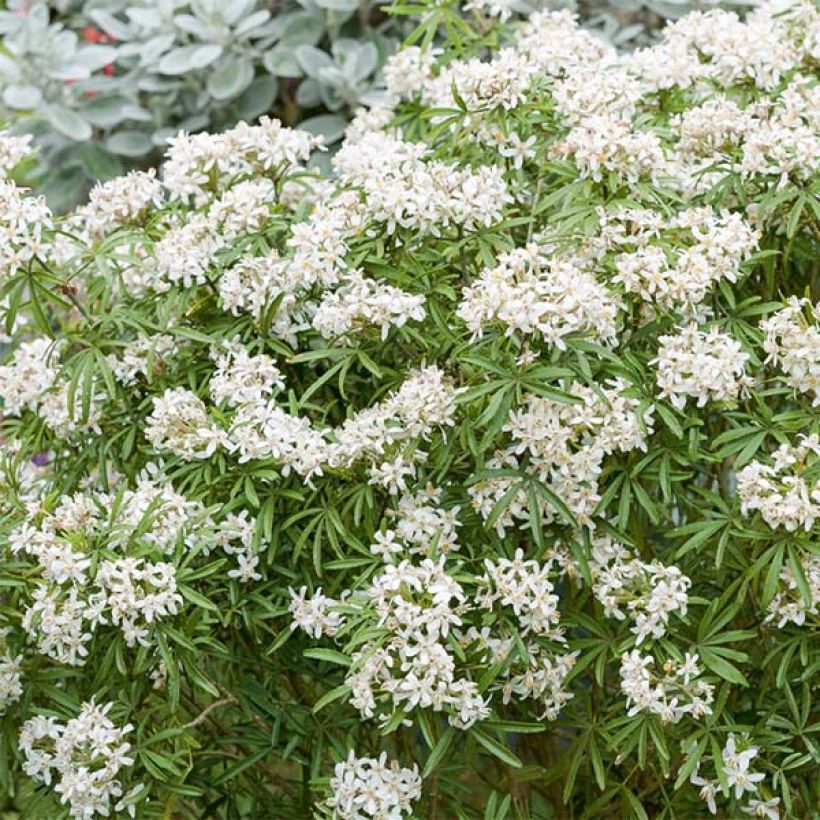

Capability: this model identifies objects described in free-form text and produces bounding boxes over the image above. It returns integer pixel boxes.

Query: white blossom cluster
[673,75,819,185]
[0,131,32,176]
[145,387,227,460]
[207,511,264,582]
[382,47,440,103]
[685,734,774,816]
[382,1,818,192]
[294,498,577,729]
[4,468,259,665]
[334,130,512,236]
[470,380,652,532]
[463,0,516,23]
[289,586,347,640]
[157,364,461,483]
[343,556,492,730]
[475,550,578,718]
[458,244,621,347]
[209,339,285,408]
[312,269,426,343]
[108,333,179,388]
[0,133,50,286]
[375,486,461,558]
[590,535,691,645]
[0,628,23,716]
[9,493,183,662]
[608,208,760,311]
[653,324,750,409]
[736,435,820,532]
[151,133,427,347]
[325,751,422,819]
[477,549,563,639]
[421,48,538,114]
[0,177,52,286]
[19,701,142,819]
[163,115,322,206]
[620,650,715,723]
[761,297,820,406]
[0,338,102,438]
[71,170,165,242]
[765,553,820,628]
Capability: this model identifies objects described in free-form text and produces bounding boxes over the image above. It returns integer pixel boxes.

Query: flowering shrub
[0,0,819,817]
[0,0,754,211]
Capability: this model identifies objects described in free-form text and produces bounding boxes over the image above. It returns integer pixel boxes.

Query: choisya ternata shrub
[0,1,819,817]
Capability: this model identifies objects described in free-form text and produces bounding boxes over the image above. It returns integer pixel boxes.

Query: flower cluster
[765,553,820,628]
[289,587,346,640]
[458,244,621,346]
[653,324,750,409]
[145,388,227,461]
[0,629,23,716]
[8,485,188,663]
[71,170,164,242]
[590,535,690,644]
[324,751,422,819]
[334,130,512,236]
[608,208,760,312]
[470,380,651,531]
[163,117,321,206]
[620,650,714,723]
[19,701,141,819]
[343,556,491,730]
[685,734,775,816]
[0,339,101,438]
[736,435,820,532]
[761,297,819,406]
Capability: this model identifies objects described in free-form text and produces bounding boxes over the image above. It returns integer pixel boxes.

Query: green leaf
[699,648,749,686]
[303,648,351,666]
[787,546,812,609]
[472,729,523,768]
[673,519,725,560]
[423,728,455,777]
[761,543,785,606]
[313,684,351,713]
[656,403,684,439]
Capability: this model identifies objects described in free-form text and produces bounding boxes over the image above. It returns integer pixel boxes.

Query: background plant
[0,0,818,818]
[0,0,394,209]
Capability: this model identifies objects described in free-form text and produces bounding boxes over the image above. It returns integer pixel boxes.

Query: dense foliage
[0,0,818,817]
[0,0,753,211]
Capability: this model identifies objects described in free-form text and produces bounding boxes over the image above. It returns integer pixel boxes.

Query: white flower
[620,650,714,723]
[761,298,819,407]
[722,734,766,800]
[690,770,719,814]
[289,587,346,639]
[0,629,23,715]
[737,435,820,533]
[458,245,621,346]
[19,701,140,819]
[325,751,421,819]
[742,798,781,819]
[653,324,749,409]
[145,388,227,461]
